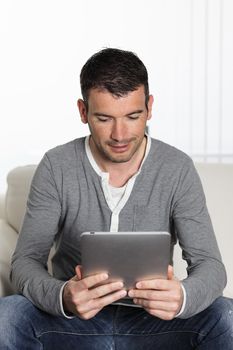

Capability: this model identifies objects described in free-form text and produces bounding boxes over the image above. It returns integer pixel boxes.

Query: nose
[111,119,127,142]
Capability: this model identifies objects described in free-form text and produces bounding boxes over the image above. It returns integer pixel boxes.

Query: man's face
[78,86,153,164]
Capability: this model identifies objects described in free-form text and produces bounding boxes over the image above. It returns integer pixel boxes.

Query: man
[0,48,232,349]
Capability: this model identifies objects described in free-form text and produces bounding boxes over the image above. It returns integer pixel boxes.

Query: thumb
[167,264,174,280]
[75,265,83,280]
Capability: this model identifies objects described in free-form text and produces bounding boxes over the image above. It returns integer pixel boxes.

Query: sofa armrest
[0,219,18,297]
[0,193,5,220]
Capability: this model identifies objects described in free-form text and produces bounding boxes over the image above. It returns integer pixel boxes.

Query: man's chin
[105,154,133,163]
[110,158,131,164]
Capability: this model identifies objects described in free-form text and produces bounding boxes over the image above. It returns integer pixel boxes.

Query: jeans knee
[209,297,233,333]
[0,295,34,346]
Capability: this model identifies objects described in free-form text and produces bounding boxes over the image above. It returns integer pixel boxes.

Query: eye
[128,115,140,120]
[97,116,109,122]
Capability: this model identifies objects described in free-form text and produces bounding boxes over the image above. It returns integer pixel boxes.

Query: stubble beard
[95,136,145,164]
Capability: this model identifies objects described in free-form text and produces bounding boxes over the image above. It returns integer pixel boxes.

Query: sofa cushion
[0,219,18,295]
[174,163,233,298]
[196,163,233,298]
[5,165,37,232]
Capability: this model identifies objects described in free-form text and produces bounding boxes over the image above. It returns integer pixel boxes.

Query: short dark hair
[80,48,149,107]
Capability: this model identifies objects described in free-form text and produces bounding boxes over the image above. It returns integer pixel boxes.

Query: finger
[78,272,109,290]
[97,288,127,305]
[167,265,174,280]
[89,281,125,300]
[75,265,83,280]
[133,298,178,313]
[135,279,171,290]
[77,281,125,304]
[71,265,83,282]
[78,289,127,314]
[128,289,170,301]
[79,308,102,320]
[168,265,179,281]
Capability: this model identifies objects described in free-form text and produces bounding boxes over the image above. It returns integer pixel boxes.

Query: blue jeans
[0,295,232,349]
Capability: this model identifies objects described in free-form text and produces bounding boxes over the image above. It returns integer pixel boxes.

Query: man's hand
[128,265,183,320]
[63,265,127,320]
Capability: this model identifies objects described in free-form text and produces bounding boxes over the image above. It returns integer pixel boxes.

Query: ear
[147,95,154,121]
[77,99,88,124]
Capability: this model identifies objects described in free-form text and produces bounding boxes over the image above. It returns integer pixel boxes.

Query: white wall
[0,0,233,193]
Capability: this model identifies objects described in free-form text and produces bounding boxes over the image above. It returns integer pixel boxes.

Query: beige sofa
[0,163,233,298]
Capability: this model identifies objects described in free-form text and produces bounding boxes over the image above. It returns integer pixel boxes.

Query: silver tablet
[80,231,171,289]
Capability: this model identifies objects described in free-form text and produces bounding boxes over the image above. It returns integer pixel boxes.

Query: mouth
[108,143,130,153]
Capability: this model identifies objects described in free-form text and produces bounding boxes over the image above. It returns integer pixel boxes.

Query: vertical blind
[148,0,233,163]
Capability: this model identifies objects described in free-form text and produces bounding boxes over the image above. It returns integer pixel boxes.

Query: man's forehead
[87,88,146,115]
[87,86,146,103]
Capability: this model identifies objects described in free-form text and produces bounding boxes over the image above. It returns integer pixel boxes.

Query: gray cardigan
[11,137,227,318]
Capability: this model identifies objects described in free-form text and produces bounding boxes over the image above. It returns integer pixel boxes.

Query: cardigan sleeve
[172,158,227,318]
[10,154,66,316]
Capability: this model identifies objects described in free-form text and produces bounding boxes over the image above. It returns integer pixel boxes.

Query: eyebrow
[93,109,144,118]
